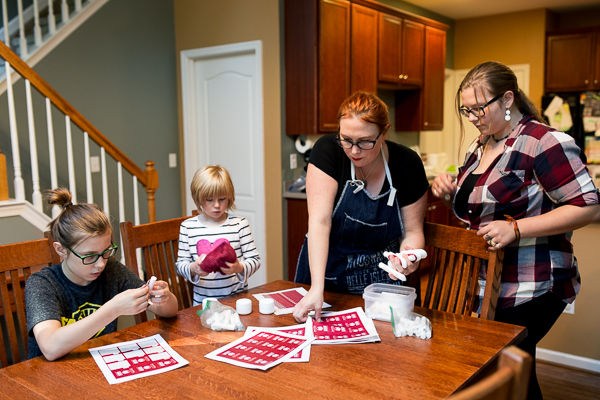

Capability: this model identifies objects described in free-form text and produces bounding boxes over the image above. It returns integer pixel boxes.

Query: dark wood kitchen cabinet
[284,0,350,136]
[545,28,600,92]
[284,0,448,136]
[395,26,446,131]
[351,3,378,94]
[378,13,424,88]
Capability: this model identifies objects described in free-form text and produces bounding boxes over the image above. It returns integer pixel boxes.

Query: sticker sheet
[89,334,189,385]
[308,307,380,344]
[252,287,331,315]
[245,324,313,362]
[205,329,314,370]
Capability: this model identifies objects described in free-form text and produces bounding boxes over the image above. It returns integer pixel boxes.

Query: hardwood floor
[538,360,600,399]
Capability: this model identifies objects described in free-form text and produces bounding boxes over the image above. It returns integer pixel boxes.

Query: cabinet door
[546,33,594,92]
[319,0,350,132]
[286,199,309,281]
[351,4,378,94]
[378,13,402,84]
[594,33,600,90]
[401,20,424,86]
[422,26,446,131]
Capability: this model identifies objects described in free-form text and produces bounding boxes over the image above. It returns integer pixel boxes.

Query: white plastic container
[363,283,416,322]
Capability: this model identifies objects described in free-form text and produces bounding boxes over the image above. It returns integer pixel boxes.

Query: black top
[25,258,144,359]
[309,134,429,207]
[455,172,481,217]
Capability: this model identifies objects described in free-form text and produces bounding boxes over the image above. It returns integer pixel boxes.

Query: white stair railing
[0,0,111,95]
[0,39,158,242]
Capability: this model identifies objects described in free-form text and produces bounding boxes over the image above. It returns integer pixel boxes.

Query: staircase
[1,0,110,94]
[0,12,158,270]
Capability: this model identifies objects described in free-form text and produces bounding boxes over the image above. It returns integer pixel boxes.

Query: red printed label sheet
[244,324,313,362]
[89,334,189,385]
[205,329,314,370]
[307,307,380,344]
[252,287,331,315]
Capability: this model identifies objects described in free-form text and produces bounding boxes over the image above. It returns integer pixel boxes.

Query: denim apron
[294,147,405,294]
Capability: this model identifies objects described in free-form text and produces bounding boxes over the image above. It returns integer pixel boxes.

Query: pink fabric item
[196,238,237,273]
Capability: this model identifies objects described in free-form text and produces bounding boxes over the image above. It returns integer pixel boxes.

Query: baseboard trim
[537,347,600,373]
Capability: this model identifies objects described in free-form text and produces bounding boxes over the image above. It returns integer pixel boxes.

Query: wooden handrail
[0,40,159,221]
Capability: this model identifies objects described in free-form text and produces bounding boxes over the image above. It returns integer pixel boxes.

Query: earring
[505,109,511,121]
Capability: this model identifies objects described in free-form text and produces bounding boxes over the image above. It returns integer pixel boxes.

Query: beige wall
[455,10,600,362]
[173,0,283,283]
[454,9,547,108]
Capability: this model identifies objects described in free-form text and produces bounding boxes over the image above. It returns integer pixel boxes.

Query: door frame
[180,41,266,286]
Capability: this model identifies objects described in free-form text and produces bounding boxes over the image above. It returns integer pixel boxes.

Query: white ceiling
[401,0,600,20]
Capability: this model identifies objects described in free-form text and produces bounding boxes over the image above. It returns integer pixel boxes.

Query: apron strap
[350,145,397,205]
[381,147,397,206]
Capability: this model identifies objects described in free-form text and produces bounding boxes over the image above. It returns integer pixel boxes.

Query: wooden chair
[120,216,194,322]
[422,222,504,320]
[448,346,532,400]
[0,238,54,368]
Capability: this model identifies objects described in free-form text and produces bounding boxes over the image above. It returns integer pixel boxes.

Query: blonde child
[176,165,261,306]
[25,188,178,361]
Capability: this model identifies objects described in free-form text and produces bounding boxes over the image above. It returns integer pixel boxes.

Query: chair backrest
[448,345,532,400]
[120,216,194,321]
[422,222,504,320]
[0,238,54,368]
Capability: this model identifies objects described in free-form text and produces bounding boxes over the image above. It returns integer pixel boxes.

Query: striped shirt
[454,115,600,310]
[176,215,261,306]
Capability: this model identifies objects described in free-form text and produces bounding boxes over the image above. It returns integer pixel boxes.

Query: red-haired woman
[293,91,429,323]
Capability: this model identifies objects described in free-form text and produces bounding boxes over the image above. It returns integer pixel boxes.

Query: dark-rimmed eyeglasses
[459,93,503,118]
[336,132,382,150]
[67,242,118,265]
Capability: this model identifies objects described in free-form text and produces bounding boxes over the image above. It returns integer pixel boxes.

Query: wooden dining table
[0,280,526,399]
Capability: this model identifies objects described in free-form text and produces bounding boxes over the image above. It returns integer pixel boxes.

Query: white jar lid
[202,297,218,310]
[236,298,252,315]
[259,298,275,314]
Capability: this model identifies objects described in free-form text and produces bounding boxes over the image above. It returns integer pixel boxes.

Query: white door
[180,41,266,288]
[454,64,530,164]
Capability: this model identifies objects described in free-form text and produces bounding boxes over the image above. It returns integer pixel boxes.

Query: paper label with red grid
[244,324,313,362]
[89,334,189,385]
[252,287,331,315]
[307,307,380,344]
[205,329,314,370]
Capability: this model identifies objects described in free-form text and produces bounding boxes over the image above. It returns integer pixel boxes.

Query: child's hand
[148,280,171,305]
[220,258,243,275]
[108,286,149,316]
[190,255,208,278]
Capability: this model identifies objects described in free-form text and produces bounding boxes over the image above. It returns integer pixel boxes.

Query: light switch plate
[169,153,177,168]
[290,154,297,169]
[90,156,100,173]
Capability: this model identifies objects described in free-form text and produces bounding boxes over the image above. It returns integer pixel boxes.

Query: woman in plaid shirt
[432,61,600,399]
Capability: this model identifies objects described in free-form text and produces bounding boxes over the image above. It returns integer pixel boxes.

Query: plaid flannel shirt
[454,115,600,309]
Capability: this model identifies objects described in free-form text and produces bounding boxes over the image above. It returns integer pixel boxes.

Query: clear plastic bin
[363,283,416,322]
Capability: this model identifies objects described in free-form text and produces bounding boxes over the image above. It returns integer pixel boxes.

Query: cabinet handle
[398,74,405,80]
[595,79,598,84]
[424,121,429,126]
[585,79,589,84]
[431,205,436,210]
[403,75,408,80]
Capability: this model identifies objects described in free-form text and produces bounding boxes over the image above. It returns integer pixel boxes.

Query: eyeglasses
[66,242,118,265]
[336,132,382,150]
[459,93,503,118]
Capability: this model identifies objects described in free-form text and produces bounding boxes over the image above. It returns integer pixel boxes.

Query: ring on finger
[495,242,502,248]
[490,240,496,247]
[433,189,438,195]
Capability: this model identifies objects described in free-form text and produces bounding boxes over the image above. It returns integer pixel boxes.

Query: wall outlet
[90,156,100,173]
[169,153,177,168]
[290,154,298,169]
[563,301,575,315]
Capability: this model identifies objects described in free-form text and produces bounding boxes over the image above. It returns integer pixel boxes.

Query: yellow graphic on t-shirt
[60,302,106,338]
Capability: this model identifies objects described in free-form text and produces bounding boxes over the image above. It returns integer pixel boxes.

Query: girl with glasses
[25,188,178,361]
[292,91,429,323]
[431,61,600,399]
